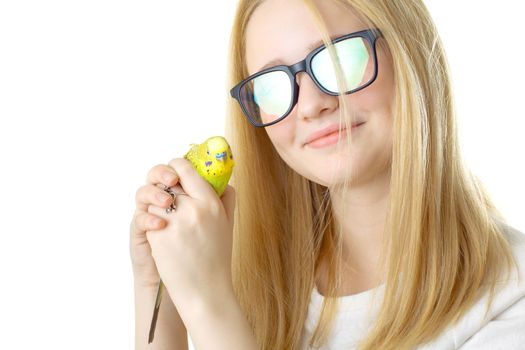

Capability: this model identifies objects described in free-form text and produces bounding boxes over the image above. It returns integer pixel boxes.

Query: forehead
[245,0,366,75]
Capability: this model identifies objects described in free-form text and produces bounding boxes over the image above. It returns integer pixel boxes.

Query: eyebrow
[256,33,347,72]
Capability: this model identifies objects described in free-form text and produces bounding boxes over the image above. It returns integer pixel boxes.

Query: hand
[146,158,237,319]
[130,163,179,288]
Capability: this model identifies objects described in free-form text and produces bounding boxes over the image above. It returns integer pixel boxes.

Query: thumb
[220,185,236,225]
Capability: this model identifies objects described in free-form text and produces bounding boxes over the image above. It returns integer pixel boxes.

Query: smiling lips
[305,122,365,147]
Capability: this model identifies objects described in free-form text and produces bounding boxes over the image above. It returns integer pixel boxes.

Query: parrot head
[205,136,234,165]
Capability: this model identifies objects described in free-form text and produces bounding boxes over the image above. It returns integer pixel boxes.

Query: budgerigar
[148,136,235,343]
[183,136,235,197]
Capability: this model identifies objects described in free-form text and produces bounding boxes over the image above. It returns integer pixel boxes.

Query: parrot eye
[207,150,210,155]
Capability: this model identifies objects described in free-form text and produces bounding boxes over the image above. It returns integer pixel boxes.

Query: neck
[328,169,391,275]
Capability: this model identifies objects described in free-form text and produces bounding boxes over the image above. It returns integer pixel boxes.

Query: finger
[131,211,166,236]
[167,183,186,195]
[147,203,180,225]
[167,158,216,201]
[135,184,174,213]
[148,204,167,218]
[146,163,180,188]
[147,192,188,217]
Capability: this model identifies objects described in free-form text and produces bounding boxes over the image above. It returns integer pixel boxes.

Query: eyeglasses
[230,28,382,128]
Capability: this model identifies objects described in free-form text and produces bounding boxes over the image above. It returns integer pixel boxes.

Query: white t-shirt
[301,224,525,349]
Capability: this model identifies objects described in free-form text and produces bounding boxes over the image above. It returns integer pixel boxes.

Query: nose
[294,72,338,121]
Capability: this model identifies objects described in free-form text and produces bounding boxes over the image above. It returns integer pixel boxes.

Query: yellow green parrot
[148,136,235,344]
[183,136,235,197]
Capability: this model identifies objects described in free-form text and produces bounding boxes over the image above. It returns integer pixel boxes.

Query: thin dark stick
[148,279,165,344]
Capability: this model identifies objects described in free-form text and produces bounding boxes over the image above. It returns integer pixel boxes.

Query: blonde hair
[223,0,520,349]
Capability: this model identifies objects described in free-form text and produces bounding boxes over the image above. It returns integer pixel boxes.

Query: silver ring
[157,184,187,214]
[163,185,177,213]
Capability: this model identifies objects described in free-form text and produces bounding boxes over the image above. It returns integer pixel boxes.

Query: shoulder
[418,223,525,350]
[497,221,525,279]
[454,222,525,349]
[500,219,525,247]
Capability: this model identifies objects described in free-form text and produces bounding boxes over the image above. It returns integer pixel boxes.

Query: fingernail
[156,192,171,202]
[163,172,175,184]
[151,217,162,226]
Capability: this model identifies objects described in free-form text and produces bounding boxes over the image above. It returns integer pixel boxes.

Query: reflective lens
[239,70,292,126]
[311,37,372,93]
[238,35,374,126]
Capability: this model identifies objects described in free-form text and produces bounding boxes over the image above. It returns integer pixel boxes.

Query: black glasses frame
[230,28,382,128]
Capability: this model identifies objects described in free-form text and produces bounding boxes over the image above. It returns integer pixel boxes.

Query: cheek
[264,120,306,169]
[264,115,297,149]
[350,43,395,114]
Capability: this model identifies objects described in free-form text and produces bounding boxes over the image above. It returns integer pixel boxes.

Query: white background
[0,1,523,349]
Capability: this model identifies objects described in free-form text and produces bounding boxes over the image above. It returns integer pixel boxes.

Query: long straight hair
[223,0,519,349]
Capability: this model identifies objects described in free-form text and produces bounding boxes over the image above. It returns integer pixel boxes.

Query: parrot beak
[215,151,227,162]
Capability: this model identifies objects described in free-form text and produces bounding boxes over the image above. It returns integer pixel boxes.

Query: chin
[279,149,355,184]
[303,166,355,188]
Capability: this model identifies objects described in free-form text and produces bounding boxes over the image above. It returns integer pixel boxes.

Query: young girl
[130,0,525,349]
